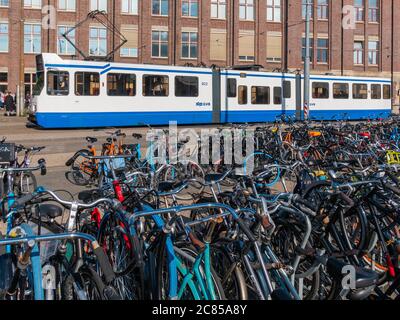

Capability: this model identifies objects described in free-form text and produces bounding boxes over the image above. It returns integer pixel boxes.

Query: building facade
[0,0,399,107]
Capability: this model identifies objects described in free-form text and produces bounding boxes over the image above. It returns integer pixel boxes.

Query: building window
[302,0,313,19]
[267,0,281,22]
[152,30,168,58]
[0,1,9,7]
[175,76,199,97]
[182,0,198,17]
[24,73,36,96]
[122,0,138,14]
[354,0,364,22]
[354,40,364,64]
[120,26,138,57]
[368,40,379,65]
[0,23,8,53]
[266,32,282,63]
[239,0,254,21]
[91,0,107,11]
[24,0,41,8]
[317,38,328,63]
[143,75,169,96]
[368,0,379,22]
[210,29,227,61]
[152,0,168,16]
[302,37,313,62]
[312,82,329,99]
[89,27,107,56]
[0,72,7,92]
[211,0,226,19]
[58,26,75,55]
[47,71,69,96]
[107,73,136,96]
[333,83,349,99]
[24,24,41,54]
[353,83,368,99]
[239,31,255,61]
[317,0,328,19]
[181,31,198,59]
[59,0,75,11]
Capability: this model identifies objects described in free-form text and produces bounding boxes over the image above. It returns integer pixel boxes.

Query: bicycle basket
[386,150,400,165]
[0,143,15,164]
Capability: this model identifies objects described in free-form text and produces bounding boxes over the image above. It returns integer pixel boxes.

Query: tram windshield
[33,71,44,96]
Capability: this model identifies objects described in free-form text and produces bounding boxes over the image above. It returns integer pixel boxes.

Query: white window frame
[0,22,8,53]
[121,0,138,14]
[368,40,379,65]
[267,0,281,22]
[151,30,169,58]
[24,23,41,54]
[89,27,107,57]
[239,0,254,21]
[24,0,41,9]
[120,27,138,58]
[58,0,76,11]
[181,31,198,59]
[0,0,9,7]
[211,0,226,19]
[91,0,107,12]
[152,0,169,16]
[182,0,198,18]
[57,25,75,55]
[354,40,364,65]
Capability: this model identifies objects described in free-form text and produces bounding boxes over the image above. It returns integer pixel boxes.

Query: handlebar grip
[236,218,257,242]
[338,192,355,207]
[93,245,115,284]
[11,193,35,209]
[293,195,317,212]
[384,183,400,196]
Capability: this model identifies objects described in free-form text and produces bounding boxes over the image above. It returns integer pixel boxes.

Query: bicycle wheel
[97,213,144,300]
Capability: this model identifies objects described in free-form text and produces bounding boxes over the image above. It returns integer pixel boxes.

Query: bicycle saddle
[158,181,186,193]
[326,258,378,289]
[37,203,63,219]
[205,173,227,184]
[132,133,143,139]
[86,137,98,144]
[78,189,103,203]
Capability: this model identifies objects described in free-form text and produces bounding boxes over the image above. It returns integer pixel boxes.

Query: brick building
[0,0,399,107]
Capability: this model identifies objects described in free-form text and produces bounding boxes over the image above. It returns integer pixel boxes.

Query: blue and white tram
[29,53,392,128]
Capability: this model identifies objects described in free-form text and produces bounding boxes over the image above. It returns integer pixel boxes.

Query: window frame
[352,83,368,99]
[152,0,169,16]
[175,76,199,97]
[371,84,381,99]
[58,0,76,11]
[57,25,75,55]
[47,70,70,96]
[266,0,281,22]
[151,30,169,58]
[74,71,100,96]
[89,26,107,57]
[227,78,237,98]
[24,23,41,54]
[312,82,330,99]
[238,85,248,105]
[333,83,349,99]
[251,86,270,105]
[181,31,198,59]
[182,0,199,18]
[142,74,170,97]
[106,73,137,96]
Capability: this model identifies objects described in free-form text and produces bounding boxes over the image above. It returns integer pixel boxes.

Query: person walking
[4,91,15,116]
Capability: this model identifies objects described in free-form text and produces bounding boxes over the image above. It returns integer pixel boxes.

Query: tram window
[227,78,237,97]
[251,86,270,105]
[333,83,349,99]
[175,76,199,97]
[371,84,381,99]
[353,83,368,99]
[283,81,291,98]
[47,71,69,96]
[312,82,329,99]
[274,87,282,104]
[383,85,391,99]
[75,72,100,96]
[238,86,247,105]
[143,75,169,96]
[107,73,136,96]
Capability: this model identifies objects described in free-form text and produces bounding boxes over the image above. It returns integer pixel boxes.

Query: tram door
[212,68,221,123]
